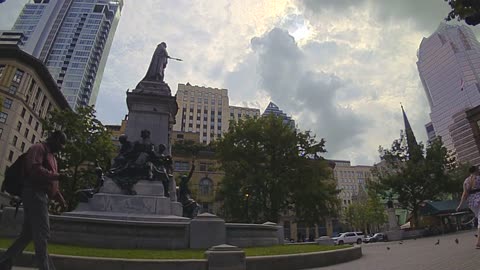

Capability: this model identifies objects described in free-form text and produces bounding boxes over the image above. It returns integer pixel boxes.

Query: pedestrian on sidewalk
[0,131,67,270]
[457,165,480,249]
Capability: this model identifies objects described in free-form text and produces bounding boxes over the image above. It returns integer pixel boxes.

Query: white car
[332,232,365,245]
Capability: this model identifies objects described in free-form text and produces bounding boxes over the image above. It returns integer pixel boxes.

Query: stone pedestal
[386,208,402,241]
[205,245,246,270]
[387,208,399,230]
[134,180,164,196]
[190,213,226,249]
[263,221,284,245]
[125,81,178,153]
[65,178,185,222]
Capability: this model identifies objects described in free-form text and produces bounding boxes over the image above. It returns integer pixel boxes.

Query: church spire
[401,105,422,161]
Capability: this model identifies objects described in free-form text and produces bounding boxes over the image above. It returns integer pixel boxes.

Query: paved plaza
[312,230,480,270]
[11,230,480,270]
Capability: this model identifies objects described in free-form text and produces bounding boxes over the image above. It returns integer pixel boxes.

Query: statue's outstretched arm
[187,163,195,180]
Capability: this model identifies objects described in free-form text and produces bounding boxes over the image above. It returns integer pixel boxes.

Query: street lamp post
[245,193,249,223]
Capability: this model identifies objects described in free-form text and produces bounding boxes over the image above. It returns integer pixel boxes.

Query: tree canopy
[215,115,339,225]
[445,0,480,25]
[344,187,387,233]
[372,133,455,228]
[42,106,115,212]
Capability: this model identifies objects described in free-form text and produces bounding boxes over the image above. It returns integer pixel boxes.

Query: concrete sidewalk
[310,230,480,270]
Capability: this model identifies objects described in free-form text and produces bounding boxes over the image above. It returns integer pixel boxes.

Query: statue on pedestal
[107,130,173,196]
[141,42,182,83]
[178,160,200,218]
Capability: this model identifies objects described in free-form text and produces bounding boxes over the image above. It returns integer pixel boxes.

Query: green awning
[418,200,469,216]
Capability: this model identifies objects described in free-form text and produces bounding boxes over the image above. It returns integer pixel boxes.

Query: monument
[385,199,402,241]
[63,42,184,221]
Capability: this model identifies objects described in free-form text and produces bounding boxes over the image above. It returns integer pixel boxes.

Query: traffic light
[465,12,480,26]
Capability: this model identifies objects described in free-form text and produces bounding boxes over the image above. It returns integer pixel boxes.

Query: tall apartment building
[330,160,373,210]
[173,83,260,144]
[262,102,295,129]
[417,23,480,164]
[0,44,70,188]
[12,0,123,109]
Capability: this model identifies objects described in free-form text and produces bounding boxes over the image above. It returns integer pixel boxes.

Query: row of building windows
[173,161,215,172]
[183,95,223,105]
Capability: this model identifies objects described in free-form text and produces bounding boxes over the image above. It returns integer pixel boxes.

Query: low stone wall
[50,215,190,249]
[6,251,207,270]
[246,246,362,270]
[2,245,362,270]
[226,223,279,247]
[402,229,425,239]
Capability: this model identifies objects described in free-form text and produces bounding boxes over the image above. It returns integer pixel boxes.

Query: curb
[246,246,362,270]
[3,245,362,270]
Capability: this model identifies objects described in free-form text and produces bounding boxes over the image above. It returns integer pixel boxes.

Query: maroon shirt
[23,142,59,193]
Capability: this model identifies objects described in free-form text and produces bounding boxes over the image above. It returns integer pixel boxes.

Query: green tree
[444,162,471,200]
[365,189,387,232]
[216,115,339,225]
[344,189,386,233]
[345,202,368,232]
[42,106,116,212]
[172,139,216,156]
[372,135,454,228]
[445,0,480,25]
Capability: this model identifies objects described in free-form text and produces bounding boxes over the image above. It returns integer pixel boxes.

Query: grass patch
[0,238,347,260]
[244,244,348,256]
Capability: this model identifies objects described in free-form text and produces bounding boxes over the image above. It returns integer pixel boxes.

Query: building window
[16,121,22,132]
[199,162,214,172]
[199,178,213,196]
[41,96,47,107]
[20,142,25,152]
[35,89,42,100]
[12,135,18,147]
[24,128,29,138]
[3,98,13,109]
[34,121,39,131]
[28,115,33,125]
[8,151,14,162]
[0,64,5,78]
[174,161,190,171]
[21,108,26,118]
[31,134,36,144]
[0,112,7,123]
[12,69,24,84]
[8,85,17,95]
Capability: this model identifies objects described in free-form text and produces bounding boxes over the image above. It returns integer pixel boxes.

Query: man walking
[0,131,67,270]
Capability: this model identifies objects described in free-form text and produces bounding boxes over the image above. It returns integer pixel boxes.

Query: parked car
[363,233,386,243]
[332,232,365,245]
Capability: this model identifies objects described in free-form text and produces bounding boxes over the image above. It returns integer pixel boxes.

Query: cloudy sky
[1,0,477,166]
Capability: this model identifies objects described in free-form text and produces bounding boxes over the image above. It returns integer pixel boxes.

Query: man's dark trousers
[0,187,55,270]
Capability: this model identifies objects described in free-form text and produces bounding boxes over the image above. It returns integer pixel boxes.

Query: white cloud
[1,0,477,166]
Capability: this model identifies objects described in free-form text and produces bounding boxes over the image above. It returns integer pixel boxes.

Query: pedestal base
[67,178,183,220]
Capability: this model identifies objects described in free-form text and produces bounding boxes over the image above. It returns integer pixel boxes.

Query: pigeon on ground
[386,247,390,250]
[455,238,459,244]
[399,242,403,245]
[435,240,440,245]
